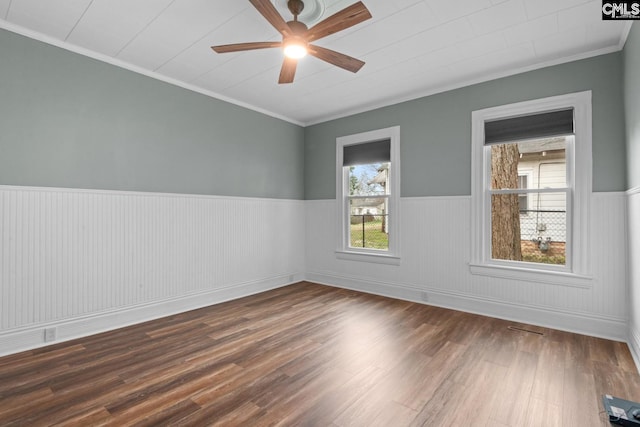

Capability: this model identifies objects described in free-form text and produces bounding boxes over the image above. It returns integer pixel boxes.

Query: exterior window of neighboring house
[336,126,400,264]
[470,92,592,285]
[517,174,529,212]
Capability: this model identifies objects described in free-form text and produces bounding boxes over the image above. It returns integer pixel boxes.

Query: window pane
[518,175,528,211]
[349,198,388,250]
[491,137,567,190]
[348,163,389,196]
[518,175,527,189]
[518,194,528,212]
[491,192,566,265]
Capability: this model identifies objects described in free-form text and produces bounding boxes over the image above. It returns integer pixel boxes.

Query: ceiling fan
[211,0,372,84]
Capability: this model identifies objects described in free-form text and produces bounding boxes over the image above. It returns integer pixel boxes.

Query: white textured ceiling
[0,0,631,125]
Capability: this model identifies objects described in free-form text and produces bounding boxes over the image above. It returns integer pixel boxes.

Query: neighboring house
[350,197,384,216]
[365,164,390,233]
[350,164,390,216]
[517,137,567,244]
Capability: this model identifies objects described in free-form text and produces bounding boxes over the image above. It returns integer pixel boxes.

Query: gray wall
[0,26,629,201]
[626,23,640,190]
[304,53,627,199]
[0,29,304,200]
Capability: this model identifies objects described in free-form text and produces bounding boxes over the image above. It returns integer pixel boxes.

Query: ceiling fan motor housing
[287,20,308,35]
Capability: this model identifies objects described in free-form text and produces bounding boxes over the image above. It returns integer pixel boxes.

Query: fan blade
[278,57,298,84]
[249,0,292,37]
[211,41,281,53]
[308,45,365,73]
[305,1,372,43]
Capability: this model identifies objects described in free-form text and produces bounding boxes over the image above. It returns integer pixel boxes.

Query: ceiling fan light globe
[284,43,307,59]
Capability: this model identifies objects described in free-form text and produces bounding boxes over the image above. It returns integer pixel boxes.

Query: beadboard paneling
[306,194,628,340]
[0,185,305,355]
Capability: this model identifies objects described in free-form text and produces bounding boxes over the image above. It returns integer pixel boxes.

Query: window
[336,126,400,264]
[492,137,568,265]
[348,160,389,250]
[470,92,592,285]
[517,173,530,212]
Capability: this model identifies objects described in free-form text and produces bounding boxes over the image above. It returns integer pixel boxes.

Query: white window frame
[470,91,592,287]
[336,126,400,265]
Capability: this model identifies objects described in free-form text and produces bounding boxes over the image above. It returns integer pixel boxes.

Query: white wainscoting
[628,187,640,370]
[306,193,629,341]
[1,187,632,358]
[0,185,305,356]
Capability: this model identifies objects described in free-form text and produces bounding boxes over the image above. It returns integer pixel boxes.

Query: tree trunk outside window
[491,144,522,261]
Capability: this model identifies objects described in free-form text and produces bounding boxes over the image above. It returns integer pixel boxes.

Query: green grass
[522,253,566,265]
[350,219,388,250]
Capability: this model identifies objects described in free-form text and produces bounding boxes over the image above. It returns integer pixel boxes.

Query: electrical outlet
[421,291,429,302]
[289,275,295,282]
[44,327,57,342]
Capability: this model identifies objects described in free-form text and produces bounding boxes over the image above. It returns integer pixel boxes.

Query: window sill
[469,263,592,288]
[335,250,401,265]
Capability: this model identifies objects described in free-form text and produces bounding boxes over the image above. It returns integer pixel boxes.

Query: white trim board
[0,274,304,357]
[0,184,304,203]
[0,20,630,127]
[0,21,305,127]
[628,188,640,373]
[306,271,628,342]
[304,46,624,126]
[629,326,640,374]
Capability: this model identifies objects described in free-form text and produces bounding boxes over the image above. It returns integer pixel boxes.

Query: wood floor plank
[209,401,264,427]
[488,350,539,426]
[443,360,508,427]
[523,397,563,427]
[0,281,637,426]
[129,399,201,427]
[614,340,640,375]
[367,401,417,427]
[562,365,602,427]
[530,339,566,404]
[330,367,398,427]
[51,406,113,427]
[407,378,466,427]
[0,387,55,420]
[394,342,466,411]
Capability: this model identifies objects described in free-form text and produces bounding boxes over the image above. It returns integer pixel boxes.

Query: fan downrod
[287,0,304,20]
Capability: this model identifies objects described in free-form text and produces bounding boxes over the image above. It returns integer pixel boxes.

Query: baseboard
[0,273,304,357]
[306,271,628,342]
[629,327,640,373]
[627,189,640,372]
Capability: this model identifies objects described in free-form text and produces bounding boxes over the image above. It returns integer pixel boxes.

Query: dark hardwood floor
[0,282,638,426]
